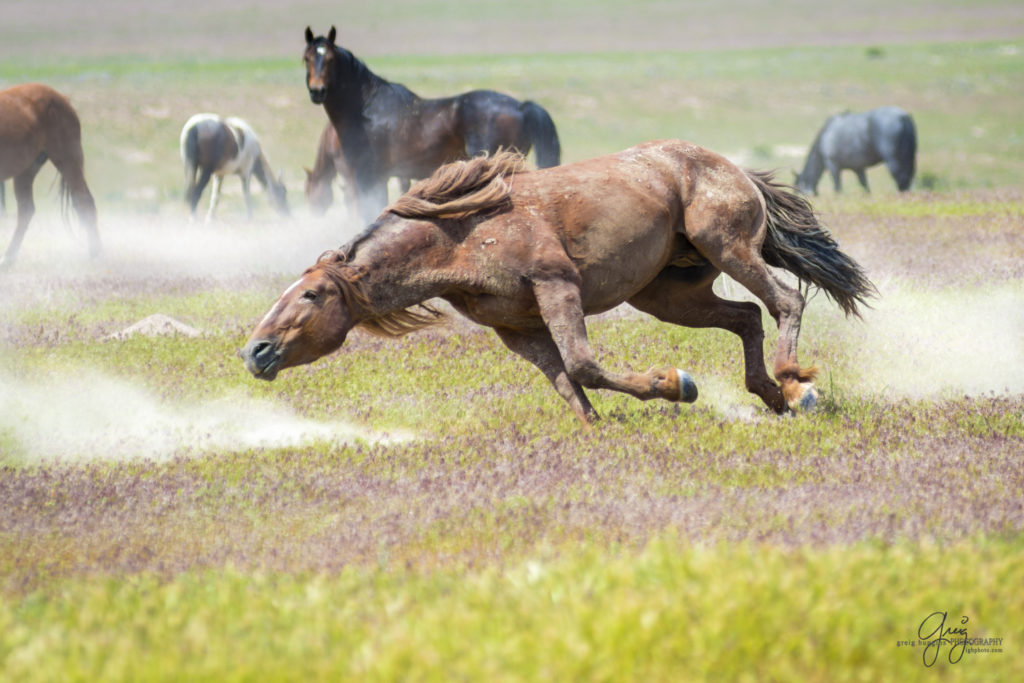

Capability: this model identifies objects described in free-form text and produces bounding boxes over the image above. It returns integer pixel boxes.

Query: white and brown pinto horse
[243,140,875,423]
[0,83,101,268]
[179,113,289,222]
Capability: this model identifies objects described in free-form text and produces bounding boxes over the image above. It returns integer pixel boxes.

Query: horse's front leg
[240,174,253,219]
[532,278,698,406]
[855,168,870,193]
[828,163,843,193]
[493,326,599,424]
[205,175,223,223]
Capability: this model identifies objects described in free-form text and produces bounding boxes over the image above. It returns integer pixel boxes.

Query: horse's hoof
[677,369,698,403]
[787,382,818,413]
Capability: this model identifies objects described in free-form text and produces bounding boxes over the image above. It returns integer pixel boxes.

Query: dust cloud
[848,280,1024,399]
[0,369,410,463]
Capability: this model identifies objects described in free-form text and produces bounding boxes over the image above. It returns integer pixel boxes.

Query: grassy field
[2,3,1024,680]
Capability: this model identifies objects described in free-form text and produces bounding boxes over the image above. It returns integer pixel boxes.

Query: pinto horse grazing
[303,26,561,224]
[304,122,411,217]
[243,140,876,423]
[0,83,101,268]
[795,106,917,195]
[179,113,290,222]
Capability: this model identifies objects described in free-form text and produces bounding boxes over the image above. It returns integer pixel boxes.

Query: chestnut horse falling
[0,83,101,268]
[243,140,875,423]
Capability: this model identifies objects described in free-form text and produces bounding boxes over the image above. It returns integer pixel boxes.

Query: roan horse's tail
[893,114,917,191]
[746,169,877,317]
[520,101,561,168]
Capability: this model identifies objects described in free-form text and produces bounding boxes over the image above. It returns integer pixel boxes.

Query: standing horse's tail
[893,114,917,191]
[180,124,208,212]
[521,101,561,168]
[747,170,877,318]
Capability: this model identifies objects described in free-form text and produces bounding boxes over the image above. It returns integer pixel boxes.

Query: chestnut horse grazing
[303,26,561,224]
[243,140,875,423]
[0,83,101,268]
[180,113,290,222]
[304,122,411,217]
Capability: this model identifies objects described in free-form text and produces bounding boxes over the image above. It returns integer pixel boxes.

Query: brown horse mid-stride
[0,83,101,267]
[243,140,876,423]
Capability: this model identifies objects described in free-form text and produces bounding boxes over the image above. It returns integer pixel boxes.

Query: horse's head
[304,168,333,216]
[242,260,360,380]
[792,170,817,196]
[303,26,338,104]
[269,170,290,216]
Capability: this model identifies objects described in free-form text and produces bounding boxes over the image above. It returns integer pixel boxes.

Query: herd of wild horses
[3,26,907,420]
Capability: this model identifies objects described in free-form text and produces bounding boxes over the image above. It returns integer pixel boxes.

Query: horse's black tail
[893,114,917,191]
[746,170,877,318]
[521,101,561,168]
[182,124,204,210]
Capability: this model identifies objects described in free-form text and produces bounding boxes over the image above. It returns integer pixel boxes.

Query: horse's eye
[301,290,319,302]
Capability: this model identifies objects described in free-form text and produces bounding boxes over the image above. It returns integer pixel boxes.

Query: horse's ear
[305,27,314,44]
[327,26,336,45]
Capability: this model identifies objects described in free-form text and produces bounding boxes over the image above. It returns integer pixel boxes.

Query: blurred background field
[1,2,1023,680]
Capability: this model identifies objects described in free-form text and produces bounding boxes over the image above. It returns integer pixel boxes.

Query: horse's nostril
[252,341,272,357]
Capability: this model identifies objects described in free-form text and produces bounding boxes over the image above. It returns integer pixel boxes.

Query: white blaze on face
[258,277,305,329]
[316,45,328,56]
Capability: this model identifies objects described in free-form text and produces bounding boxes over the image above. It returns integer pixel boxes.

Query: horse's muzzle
[308,88,327,104]
[242,339,281,380]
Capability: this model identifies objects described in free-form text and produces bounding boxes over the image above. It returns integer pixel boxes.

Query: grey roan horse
[794,106,916,194]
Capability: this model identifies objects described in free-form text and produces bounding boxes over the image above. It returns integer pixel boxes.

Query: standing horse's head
[303,26,338,105]
[242,259,360,380]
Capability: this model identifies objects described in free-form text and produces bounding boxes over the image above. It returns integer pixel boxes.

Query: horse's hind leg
[855,168,870,193]
[685,203,817,412]
[0,156,46,268]
[494,326,598,424]
[628,265,787,413]
[531,278,698,411]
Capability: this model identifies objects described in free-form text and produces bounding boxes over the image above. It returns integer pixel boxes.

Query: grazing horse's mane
[310,252,443,338]
[386,150,527,220]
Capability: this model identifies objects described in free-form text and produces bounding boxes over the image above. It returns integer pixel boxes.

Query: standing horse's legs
[188,167,213,220]
[854,168,871,193]
[827,162,842,193]
[0,156,46,268]
[628,265,787,413]
[493,326,599,424]
[205,175,224,223]
[239,173,254,220]
[530,278,698,408]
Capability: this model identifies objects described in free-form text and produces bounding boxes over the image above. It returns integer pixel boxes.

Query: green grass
[2,536,1021,681]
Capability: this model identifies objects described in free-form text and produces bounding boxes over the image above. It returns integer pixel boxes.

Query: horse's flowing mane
[311,252,443,338]
[386,150,526,220]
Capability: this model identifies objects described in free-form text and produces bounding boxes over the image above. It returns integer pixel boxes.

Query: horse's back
[0,83,83,175]
[497,141,752,310]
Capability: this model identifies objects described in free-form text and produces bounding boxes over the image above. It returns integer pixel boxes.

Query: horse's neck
[798,138,825,186]
[349,220,452,311]
[251,154,281,192]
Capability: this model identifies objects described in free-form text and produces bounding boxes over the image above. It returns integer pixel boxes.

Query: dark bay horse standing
[795,106,916,194]
[180,113,290,222]
[303,26,561,224]
[243,140,875,424]
[0,83,101,268]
